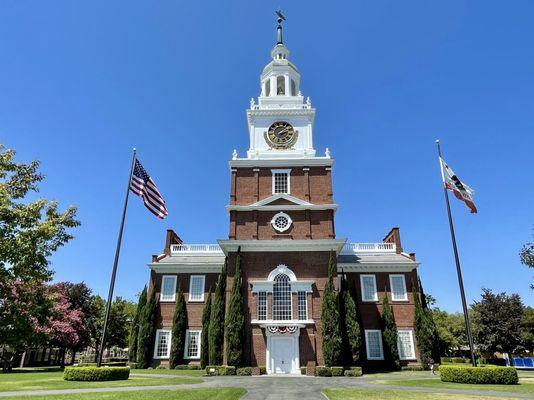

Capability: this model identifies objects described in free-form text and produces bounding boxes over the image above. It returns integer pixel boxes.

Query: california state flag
[439,158,477,214]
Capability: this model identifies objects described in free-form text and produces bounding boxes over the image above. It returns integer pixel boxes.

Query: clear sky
[1,1,532,312]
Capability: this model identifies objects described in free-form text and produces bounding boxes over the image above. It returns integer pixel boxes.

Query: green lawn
[323,388,513,400]
[131,368,205,377]
[0,371,202,392]
[0,388,245,400]
[370,377,534,394]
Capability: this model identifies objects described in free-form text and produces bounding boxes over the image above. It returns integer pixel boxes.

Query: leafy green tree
[105,297,132,349]
[520,306,534,353]
[520,230,534,289]
[340,276,361,365]
[200,288,212,368]
[432,308,468,356]
[413,284,440,368]
[381,295,400,370]
[321,251,342,366]
[136,287,158,368]
[129,286,147,362]
[0,145,79,368]
[169,285,187,368]
[472,288,524,360]
[225,249,245,367]
[209,258,227,365]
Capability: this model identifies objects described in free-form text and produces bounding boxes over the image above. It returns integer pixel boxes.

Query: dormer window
[277,76,285,95]
[271,169,291,194]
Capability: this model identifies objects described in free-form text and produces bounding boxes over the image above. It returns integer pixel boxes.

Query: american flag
[129,159,169,219]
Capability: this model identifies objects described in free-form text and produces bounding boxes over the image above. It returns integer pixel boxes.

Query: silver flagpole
[97,148,137,367]
[435,139,477,367]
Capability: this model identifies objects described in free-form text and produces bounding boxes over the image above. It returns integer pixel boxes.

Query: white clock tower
[244,16,327,161]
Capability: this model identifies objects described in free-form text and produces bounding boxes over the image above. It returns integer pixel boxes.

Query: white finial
[250,98,255,108]
[232,149,238,160]
[306,97,311,106]
[325,148,331,158]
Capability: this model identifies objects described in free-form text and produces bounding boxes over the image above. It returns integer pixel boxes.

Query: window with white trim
[271,169,291,194]
[160,275,177,302]
[390,275,408,301]
[271,212,292,233]
[154,329,171,359]
[397,330,416,360]
[258,291,267,320]
[188,275,205,302]
[273,273,292,320]
[365,330,384,360]
[297,291,307,320]
[360,275,378,302]
[184,330,201,359]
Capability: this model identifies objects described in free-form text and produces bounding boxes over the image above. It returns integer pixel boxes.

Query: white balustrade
[170,244,223,254]
[341,242,396,254]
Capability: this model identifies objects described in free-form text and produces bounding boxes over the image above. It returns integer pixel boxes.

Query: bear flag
[439,158,477,214]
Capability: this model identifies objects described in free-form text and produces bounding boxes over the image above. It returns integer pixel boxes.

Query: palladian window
[273,274,291,320]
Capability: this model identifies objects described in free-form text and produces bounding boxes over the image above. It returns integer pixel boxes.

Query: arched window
[277,76,285,95]
[265,80,271,96]
[291,79,296,96]
[273,274,291,320]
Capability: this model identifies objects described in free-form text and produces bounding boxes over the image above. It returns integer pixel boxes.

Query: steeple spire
[276,10,285,45]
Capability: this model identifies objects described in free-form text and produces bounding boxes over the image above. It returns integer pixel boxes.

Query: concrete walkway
[0,374,532,399]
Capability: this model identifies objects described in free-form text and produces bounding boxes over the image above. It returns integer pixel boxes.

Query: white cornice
[338,263,419,272]
[229,158,334,168]
[147,264,223,273]
[226,204,338,212]
[217,239,347,255]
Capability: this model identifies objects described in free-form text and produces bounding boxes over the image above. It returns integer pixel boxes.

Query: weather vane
[276,10,285,44]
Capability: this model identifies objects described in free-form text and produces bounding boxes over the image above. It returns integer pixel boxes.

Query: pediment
[251,194,312,207]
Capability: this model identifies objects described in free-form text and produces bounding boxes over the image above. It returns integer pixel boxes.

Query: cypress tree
[136,286,158,368]
[209,258,227,365]
[200,288,212,369]
[413,280,441,368]
[321,251,342,366]
[381,294,400,370]
[341,277,361,365]
[128,286,147,362]
[169,284,187,368]
[225,247,245,367]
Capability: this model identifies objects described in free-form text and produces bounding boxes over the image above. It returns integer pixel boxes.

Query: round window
[271,212,292,233]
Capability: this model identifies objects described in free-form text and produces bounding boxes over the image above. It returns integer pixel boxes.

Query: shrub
[78,362,127,367]
[316,366,332,377]
[349,366,362,376]
[174,365,189,370]
[300,366,307,375]
[128,362,138,369]
[260,366,267,375]
[188,365,201,370]
[331,367,344,376]
[439,366,518,385]
[401,365,424,371]
[344,370,357,377]
[237,367,252,376]
[205,365,236,376]
[156,365,167,369]
[441,357,469,364]
[64,366,130,381]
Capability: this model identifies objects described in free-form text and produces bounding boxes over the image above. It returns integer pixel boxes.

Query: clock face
[265,121,298,149]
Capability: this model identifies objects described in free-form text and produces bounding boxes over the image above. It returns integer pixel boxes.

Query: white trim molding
[360,274,378,302]
[218,239,347,255]
[229,158,334,169]
[271,169,291,194]
[184,329,202,360]
[397,329,416,360]
[188,275,206,302]
[389,274,408,301]
[153,329,171,359]
[160,275,177,302]
[271,212,293,233]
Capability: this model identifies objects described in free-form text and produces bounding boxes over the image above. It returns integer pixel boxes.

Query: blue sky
[1,1,532,312]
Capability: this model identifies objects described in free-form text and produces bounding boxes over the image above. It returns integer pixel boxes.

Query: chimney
[164,229,183,256]
[383,227,403,254]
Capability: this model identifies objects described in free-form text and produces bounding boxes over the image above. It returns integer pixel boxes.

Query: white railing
[341,242,396,254]
[170,242,396,255]
[170,244,223,254]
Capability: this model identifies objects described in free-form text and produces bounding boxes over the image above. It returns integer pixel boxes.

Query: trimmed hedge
[316,366,332,377]
[300,366,307,375]
[348,366,362,376]
[439,365,518,385]
[441,357,469,364]
[64,366,130,381]
[237,367,252,376]
[174,364,201,370]
[331,367,344,376]
[205,365,236,376]
[259,366,267,375]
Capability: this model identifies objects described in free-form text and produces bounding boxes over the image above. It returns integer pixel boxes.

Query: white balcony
[341,242,396,254]
[170,244,223,255]
[170,242,396,256]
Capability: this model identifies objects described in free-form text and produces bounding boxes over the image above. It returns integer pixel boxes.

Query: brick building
[147,18,422,373]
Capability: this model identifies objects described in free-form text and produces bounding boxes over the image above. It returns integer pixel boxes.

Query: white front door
[272,337,294,374]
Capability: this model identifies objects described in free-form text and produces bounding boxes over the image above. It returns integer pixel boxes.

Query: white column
[284,75,290,96]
